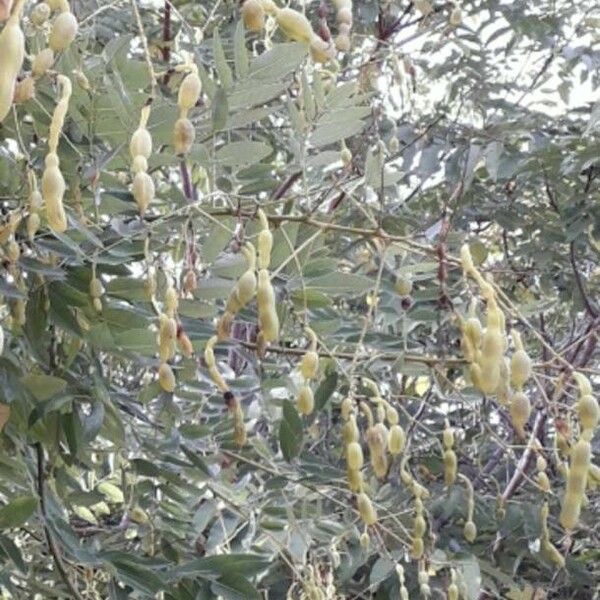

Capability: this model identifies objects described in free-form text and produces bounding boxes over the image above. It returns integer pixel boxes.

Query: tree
[0,0,598,597]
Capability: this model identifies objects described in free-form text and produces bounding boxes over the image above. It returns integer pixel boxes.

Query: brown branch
[161,0,171,62]
[500,411,546,505]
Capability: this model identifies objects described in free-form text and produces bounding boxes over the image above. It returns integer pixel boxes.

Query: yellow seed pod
[309,35,334,63]
[366,422,388,454]
[342,415,359,444]
[236,269,257,307]
[559,438,591,530]
[42,155,67,233]
[395,274,413,297]
[443,422,454,449]
[164,286,178,316]
[496,358,512,406]
[460,243,475,275]
[388,424,405,455]
[447,583,459,600]
[335,33,350,52]
[73,69,90,90]
[413,514,426,537]
[159,313,177,340]
[49,11,78,52]
[509,391,531,439]
[482,326,504,360]
[0,0,26,123]
[130,122,153,159]
[371,451,388,479]
[27,212,41,241]
[31,2,51,26]
[89,277,104,298]
[275,7,314,42]
[241,0,264,32]
[463,520,477,542]
[177,332,193,358]
[357,492,377,525]
[178,70,201,114]
[443,449,457,486]
[346,467,363,492]
[132,171,154,216]
[297,384,314,416]
[92,297,102,313]
[173,117,195,155]
[573,372,592,396]
[340,397,353,420]
[257,269,279,342]
[542,539,565,568]
[577,394,599,431]
[13,75,34,103]
[464,316,482,348]
[32,48,55,78]
[537,471,550,493]
[478,360,500,395]
[131,155,148,174]
[257,209,273,270]
[410,536,424,559]
[510,350,532,390]
[461,333,475,363]
[536,454,547,472]
[346,441,363,470]
[300,350,319,380]
[158,362,176,392]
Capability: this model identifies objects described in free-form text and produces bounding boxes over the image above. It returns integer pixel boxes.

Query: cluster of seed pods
[130,104,155,216]
[173,65,201,155]
[460,244,534,440]
[239,0,336,63]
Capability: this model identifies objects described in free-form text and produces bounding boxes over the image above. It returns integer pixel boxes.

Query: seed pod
[388,424,405,455]
[371,451,388,479]
[73,68,89,90]
[573,372,592,396]
[173,117,195,155]
[6,239,19,262]
[340,397,353,420]
[132,155,148,174]
[309,35,334,63]
[443,422,454,449]
[559,438,591,530]
[257,269,279,342]
[0,0,25,123]
[32,48,55,78]
[159,313,177,341]
[410,536,424,559]
[42,153,67,233]
[177,331,193,358]
[241,0,264,32]
[297,383,314,415]
[395,274,412,297]
[366,422,388,454]
[92,297,102,312]
[413,514,426,537]
[448,583,459,600]
[300,350,319,380]
[346,441,363,470]
[31,2,51,26]
[510,350,532,390]
[464,317,482,348]
[357,492,377,525]
[89,277,104,299]
[27,212,40,240]
[537,471,550,493]
[132,171,154,216]
[177,70,201,114]
[443,449,457,486]
[510,391,531,439]
[49,11,78,52]
[236,269,257,306]
[463,520,477,542]
[164,286,178,316]
[342,415,359,444]
[275,7,314,42]
[346,467,363,492]
[130,110,153,159]
[158,362,176,392]
[13,75,33,104]
[577,394,599,431]
[257,209,273,270]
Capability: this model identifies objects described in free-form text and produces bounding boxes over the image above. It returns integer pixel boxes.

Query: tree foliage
[0,0,599,598]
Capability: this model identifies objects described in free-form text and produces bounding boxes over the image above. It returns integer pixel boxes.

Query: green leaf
[279,399,303,461]
[0,496,37,529]
[211,573,261,600]
[314,369,338,411]
[233,21,249,80]
[215,141,272,167]
[21,374,67,401]
[212,86,229,131]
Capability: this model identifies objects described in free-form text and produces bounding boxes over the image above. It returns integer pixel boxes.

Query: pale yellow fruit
[32,48,55,78]
[300,350,319,380]
[173,117,195,155]
[241,0,264,32]
[275,7,313,42]
[346,441,363,470]
[49,11,78,52]
[178,71,201,113]
[158,362,176,392]
[297,384,314,415]
[357,492,377,525]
